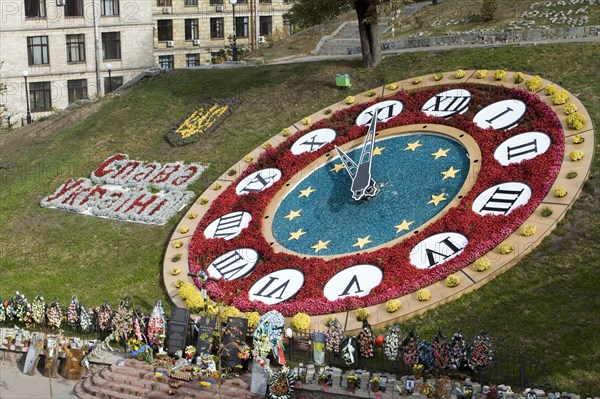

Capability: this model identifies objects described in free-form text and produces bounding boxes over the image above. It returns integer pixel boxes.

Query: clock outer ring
[162,70,595,332]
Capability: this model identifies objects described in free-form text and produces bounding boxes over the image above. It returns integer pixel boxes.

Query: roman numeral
[425,237,464,268]
[213,212,245,239]
[507,139,538,161]
[211,251,247,280]
[339,275,364,297]
[299,134,326,151]
[364,103,398,124]
[479,187,525,214]
[236,169,281,195]
[485,106,514,125]
[424,95,470,113]
[252,276,290,300]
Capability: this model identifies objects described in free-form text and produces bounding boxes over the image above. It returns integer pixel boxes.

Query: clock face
[183,78,573,316]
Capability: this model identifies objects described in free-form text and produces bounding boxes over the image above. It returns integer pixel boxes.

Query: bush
[563,102,578,115]
[541,207,554,217]
[291,312,311,331]
[569,150,584,161]
[281,127,292,137]
[473,257,491,272]
[433,73,444,81]
[345,96,355,105]
[220,306,241,322]
[417,289,431,301]
[355,308,369,321]
[385,299,401,313]
[475,69,488,79]
[553,187,568,197]
[454,69,465,79]
[513,72,525,83]
[525,75,542,92]
[566,112,585,130]
[445,274,461,287]
[520,224,538,236]
[544,84,558,96]
[498,243,513,254]
[244,311,261,329]
[494,69,506,81]
[551,90,569,105]
[412,77,423,85]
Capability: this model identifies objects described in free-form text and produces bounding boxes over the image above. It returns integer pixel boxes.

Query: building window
[259,0,272,3]
[259,16,272,36]
[209,0,223,4]
[102,32,121,60]
[67,79,88,103]
[186,53,200,67]
[235,16,249,38]
[27,36,49,65]
[157,20,173,41]
[237,0,248,3]
[65,0,83,17]
[25,0,46,18]
[157,0,171,6]
[158,55,174,70]
[30,82,51,111]
[184,0,197,5]
[185,19,199,41]
[101,0,119,16]
[66,34,85,62]
[104,76,123,94]
[210,18,224,39]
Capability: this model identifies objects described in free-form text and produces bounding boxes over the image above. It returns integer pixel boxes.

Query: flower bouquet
[347,375,358,389]
[369,377,380,392]
[184,345,197,360]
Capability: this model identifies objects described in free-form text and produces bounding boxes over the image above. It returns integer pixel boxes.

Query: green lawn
[0,42,598,394]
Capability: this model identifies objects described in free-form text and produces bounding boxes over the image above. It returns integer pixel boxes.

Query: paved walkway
[0,360,78,399]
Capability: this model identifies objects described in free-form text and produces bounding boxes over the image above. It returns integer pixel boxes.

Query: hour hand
[335,145,358,180]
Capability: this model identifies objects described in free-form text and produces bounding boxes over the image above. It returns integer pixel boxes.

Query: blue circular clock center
[271,132,471,256]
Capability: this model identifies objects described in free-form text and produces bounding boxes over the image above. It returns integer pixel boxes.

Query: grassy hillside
[0,42,598,393]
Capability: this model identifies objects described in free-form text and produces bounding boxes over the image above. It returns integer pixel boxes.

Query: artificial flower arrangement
[384,324,403,361]
[165,97,241,146]
[184,345,196,359]
[468,331,494,370]
[325,317,344,352]
[432,330,451,370]
[358,319,375,358]
[454,69,465,79]
[494,69,506,81]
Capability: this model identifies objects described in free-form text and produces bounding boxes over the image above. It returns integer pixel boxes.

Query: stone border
[162,71,594,334]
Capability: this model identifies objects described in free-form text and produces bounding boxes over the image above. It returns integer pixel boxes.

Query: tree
[288,0,408,69]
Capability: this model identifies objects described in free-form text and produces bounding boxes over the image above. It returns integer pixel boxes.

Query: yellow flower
[387,83,398,90]
[520,224,538,237]
[262,141,272,149]
[513,71,525,83]
[417,288,431,301]
[566,112,585,130]
[244,154,254,163]
[563,102,577,115]
[473,257,491,271]
[412,77,423,85]
[525,75,542,92]
[174,280,185,288]
[291,312,311,331]
[355,308,369,321]
[454,69,465,79]
[569,150,584,161]
[198,197,209,205]
[444,274,461,287]
[189,211,199,218]
[385,299,401,313]
[178,283,205,312]
[433,73,443,81]
[212,182,222,190]
[220,306,241,322]
[475,69,488,79]
[551,90,569,105]
[544,84,558,96]
[302,117,312,125]
[244,311,261,329]
[344,96,355,105]
[173,240,183,249]
[553,187,568,198]
[494,69,506,81]
[171,268,181,276]
[281,127,292,137]
[367,90,376,97]
[179,225,189,234]
[572,134,584,144]
[498,243,513,255]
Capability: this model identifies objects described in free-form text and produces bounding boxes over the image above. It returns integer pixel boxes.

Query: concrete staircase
[74,359,257,399]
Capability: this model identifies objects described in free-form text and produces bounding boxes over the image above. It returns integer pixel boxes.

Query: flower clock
[164,71,594,329]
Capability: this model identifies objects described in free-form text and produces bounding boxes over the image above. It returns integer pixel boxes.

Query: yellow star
[330,163,345,173]
[352,235,372,249]
[284,209,302,221]
[441,166,460,180]
[428,193,448,206]
[288,228,306,241]
[298,187,316,198]
[311,240,331,253]
[405,140,423,151]
[431,148,450,159]
[394,219,414,233]
[373,146,385,156]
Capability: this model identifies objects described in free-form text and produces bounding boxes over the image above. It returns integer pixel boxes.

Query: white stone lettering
[204,211,252,240]
[472,182,532,216]
[410,233,468,269]
[323,264,383,301]
[473,99,527,130]
[494,132,552,166]
[249,269,304,305]
[291,128,337,155]
[422,89,472,117]
[207,248,259,281]
[236,168,282,195]
[355,100,403,126]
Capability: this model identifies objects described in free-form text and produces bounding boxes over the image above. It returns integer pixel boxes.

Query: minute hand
[351,108,380,200]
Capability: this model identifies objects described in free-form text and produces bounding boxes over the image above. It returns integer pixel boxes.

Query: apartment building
[0,0,291,126]
[152,0,292,68]
[0,0,155,125]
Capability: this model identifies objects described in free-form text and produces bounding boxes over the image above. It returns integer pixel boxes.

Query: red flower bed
[188,84,564,316]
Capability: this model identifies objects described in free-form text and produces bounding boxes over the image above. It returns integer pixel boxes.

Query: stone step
[99,368,170,395]
[89,372,150,399]
[73,379,97,399]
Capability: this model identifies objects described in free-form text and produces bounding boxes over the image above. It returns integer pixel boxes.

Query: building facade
[0,0,292,126]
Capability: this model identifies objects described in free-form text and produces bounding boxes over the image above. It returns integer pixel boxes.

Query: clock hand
[334,145,358,180]
[351,108,380,200]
